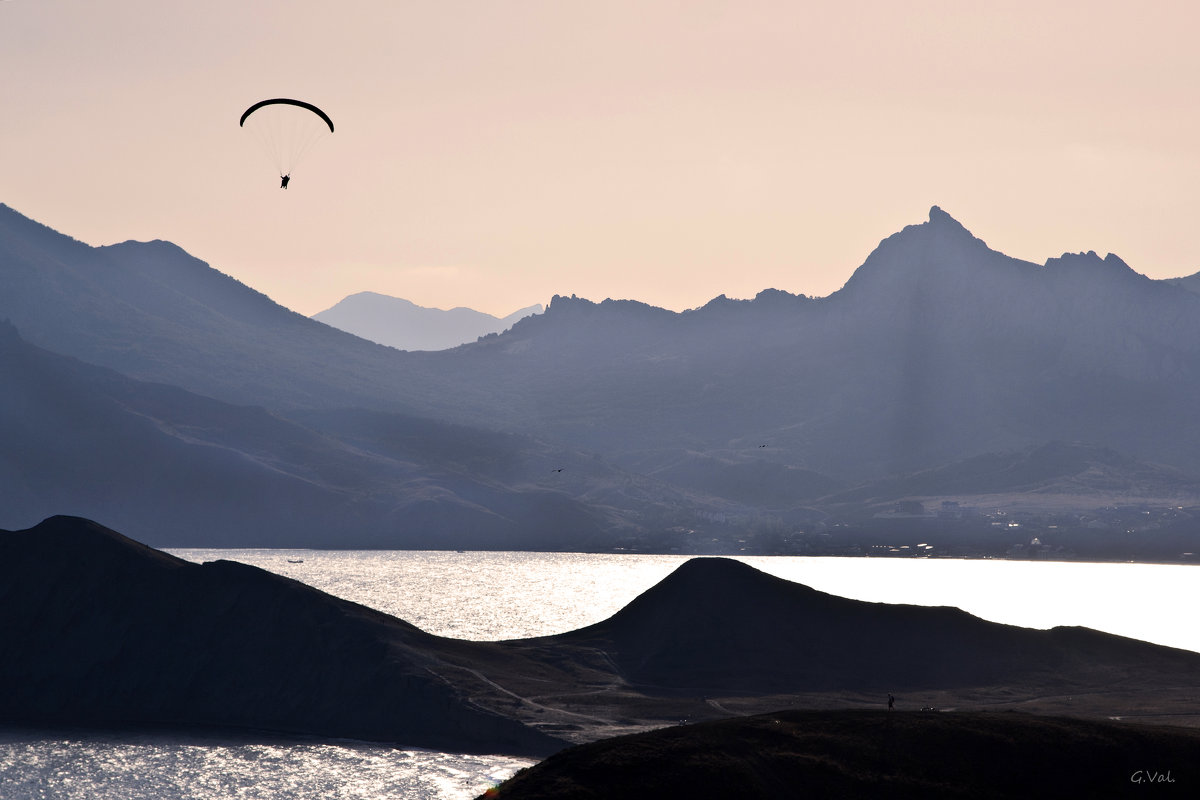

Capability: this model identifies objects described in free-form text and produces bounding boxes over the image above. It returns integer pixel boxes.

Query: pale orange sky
[3,1,1198,317]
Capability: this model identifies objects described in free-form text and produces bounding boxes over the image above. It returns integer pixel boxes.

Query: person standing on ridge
[888,693,895,711]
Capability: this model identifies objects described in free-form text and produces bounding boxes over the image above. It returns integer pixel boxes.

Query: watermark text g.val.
[1131,770,1175,784]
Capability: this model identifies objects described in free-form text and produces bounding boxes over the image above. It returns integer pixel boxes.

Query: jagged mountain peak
[905,204,988,247]
[542,293,675,321]
[833,207,1025,301]
[689,289,812,314]
[1043,249,1144,282]
[902,205,994,251]
[926,204,971,233]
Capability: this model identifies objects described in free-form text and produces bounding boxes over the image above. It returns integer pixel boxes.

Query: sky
[3,1,1199,318]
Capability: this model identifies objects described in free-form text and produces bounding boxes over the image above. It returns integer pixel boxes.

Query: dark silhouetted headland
[484,709,1200,799]
[5,517,1200,757]
[0,516,565,756]
[541,556,1200,699]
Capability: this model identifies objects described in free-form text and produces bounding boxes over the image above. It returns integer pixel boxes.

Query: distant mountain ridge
[0,319,709,548]
[826,441,1200,508]
[313,291,542,351]
[5,201,1200,548]
[0,203,421,412]
[1165,270,1200,296]
[445,208,1200,482]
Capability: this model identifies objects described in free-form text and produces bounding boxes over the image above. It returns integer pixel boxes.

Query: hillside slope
[5,518,1200,754]
[0,516,564,755]
[0,322,653,548]
[486,709,1200,799]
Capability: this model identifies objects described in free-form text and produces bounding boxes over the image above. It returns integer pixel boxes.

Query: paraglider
[239,98,334,188]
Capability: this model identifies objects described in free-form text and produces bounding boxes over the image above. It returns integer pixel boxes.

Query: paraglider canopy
[239,98,334,183]
[240,98,334,133]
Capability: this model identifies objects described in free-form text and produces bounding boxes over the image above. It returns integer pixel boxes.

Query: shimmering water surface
[172,550,1200,652]
[0,729,529,800]
[5,551,1197,799]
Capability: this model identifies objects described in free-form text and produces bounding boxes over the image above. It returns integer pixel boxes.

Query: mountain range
[3,201,1200,550]
[0,319,725,548]
[312,291,542,351]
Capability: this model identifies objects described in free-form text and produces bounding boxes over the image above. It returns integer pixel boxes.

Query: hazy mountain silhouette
[0,203,454,414]
[443,207,1200,483]
[5,201,1200,544]
[825,441,1200,508]
[6,518,1199,755]
[313,291,542,351]
[0,320,701,548]
[1164,269,1200,296]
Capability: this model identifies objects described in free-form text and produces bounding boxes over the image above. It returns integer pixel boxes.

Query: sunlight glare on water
[0,730,529,800]
[170,549,1200,653]
[737,556,1200,655]
[172,549,691,641]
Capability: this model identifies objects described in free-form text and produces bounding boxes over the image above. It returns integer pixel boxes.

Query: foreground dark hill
[4,517,1200,756]
[487,710,1200,800]
[0,516,564,756]
[541,557,1200,696]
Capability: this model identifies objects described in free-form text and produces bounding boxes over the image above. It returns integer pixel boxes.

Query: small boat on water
[287,559,304,564]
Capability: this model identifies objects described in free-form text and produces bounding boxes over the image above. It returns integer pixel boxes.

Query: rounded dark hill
[0,516,564,756]
[550,557,1200,694]
[485,709,1200,800]
[7,519,1200,756]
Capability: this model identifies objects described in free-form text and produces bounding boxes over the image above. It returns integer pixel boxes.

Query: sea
[3,551,1197,799]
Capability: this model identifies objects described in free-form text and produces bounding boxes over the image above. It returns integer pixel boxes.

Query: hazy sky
[3,1,1198,317]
